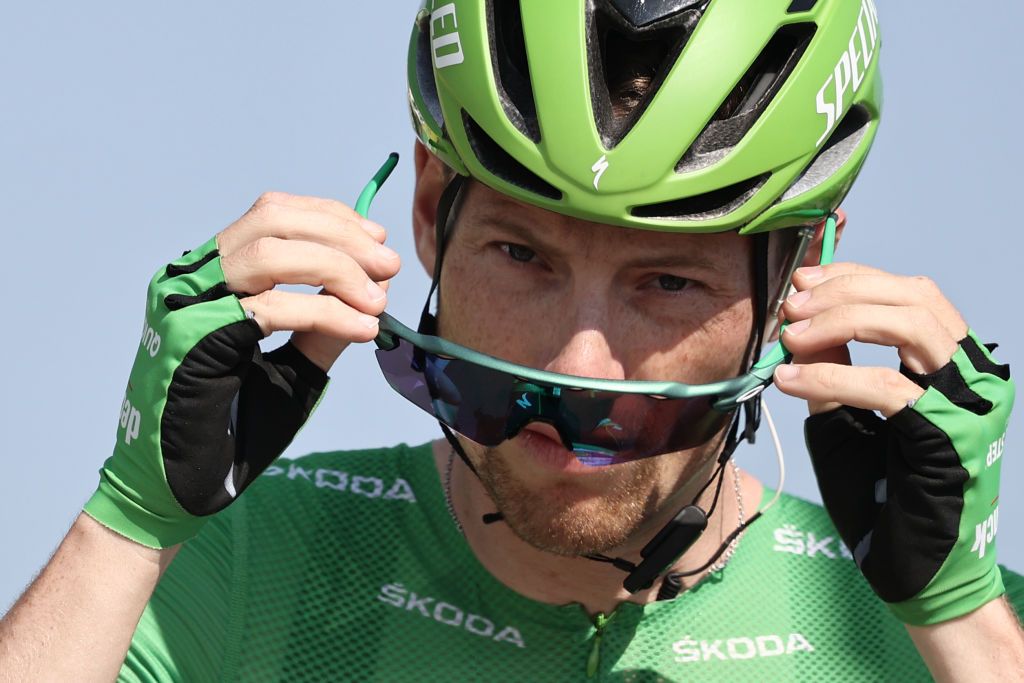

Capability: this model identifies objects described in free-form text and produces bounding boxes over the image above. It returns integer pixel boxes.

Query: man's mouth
[515,423,600,475]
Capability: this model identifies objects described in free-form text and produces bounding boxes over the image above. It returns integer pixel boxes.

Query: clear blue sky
[2,2,1022,611]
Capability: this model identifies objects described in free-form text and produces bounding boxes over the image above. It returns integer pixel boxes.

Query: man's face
[433,181,757,557]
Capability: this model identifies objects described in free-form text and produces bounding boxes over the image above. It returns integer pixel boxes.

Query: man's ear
[412,141,448,277]
[799,208,848,268]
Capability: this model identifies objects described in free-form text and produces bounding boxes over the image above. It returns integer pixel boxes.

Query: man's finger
[222,226,400,305]
[248,191,387,240]
[218,203,395,261]
[791,262,889,291]
[774,362,924,418]
[788,344,852,415]
[222,237,391,315]
[782,303,958,375]
[239,289,380,342]
[784,270,968,343]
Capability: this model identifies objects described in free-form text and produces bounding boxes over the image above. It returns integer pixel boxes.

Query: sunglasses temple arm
[354,153,400,218]
[767,226,816,323]
[353,154,400,346]
[714,212,840,410]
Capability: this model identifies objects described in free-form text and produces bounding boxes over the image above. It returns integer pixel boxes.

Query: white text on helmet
[814,0,879,147]
[431,4,465,69]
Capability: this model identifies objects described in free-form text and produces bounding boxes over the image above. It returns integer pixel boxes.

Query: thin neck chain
[709,457,744,573]
[442,449,746,573]
[443,448,465,537]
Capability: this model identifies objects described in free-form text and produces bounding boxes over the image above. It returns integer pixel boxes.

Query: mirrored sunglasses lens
[375,338,514,445]
[375,337,731,465]
[557,391,727,465]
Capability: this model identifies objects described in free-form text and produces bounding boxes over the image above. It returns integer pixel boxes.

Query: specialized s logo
[430,3,464,69]
[815,0,880,146]
[591,154,609,190]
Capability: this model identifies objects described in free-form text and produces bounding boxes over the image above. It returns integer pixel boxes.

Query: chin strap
[441,421,508,526]
[427,174,510,529]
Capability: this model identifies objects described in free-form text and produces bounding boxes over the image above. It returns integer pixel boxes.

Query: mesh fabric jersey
[120,443,1024,682]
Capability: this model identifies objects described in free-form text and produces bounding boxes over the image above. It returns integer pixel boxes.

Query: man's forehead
[463,180,747,267]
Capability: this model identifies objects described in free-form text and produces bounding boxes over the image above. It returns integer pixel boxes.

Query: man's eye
[501,243,536,263]
[657,275,690,292]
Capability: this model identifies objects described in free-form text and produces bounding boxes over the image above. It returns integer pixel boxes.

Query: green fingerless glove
[805,331,1013,625]
[84,238,329,548]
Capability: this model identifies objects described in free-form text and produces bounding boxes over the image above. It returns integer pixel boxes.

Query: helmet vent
[609,0,707,28]
[780,105,871,202]
[787,0,819,13]
[588,1,708,149]
[676,23,816,173]
[631,174,770,222]
[462,111,562,200]
[488,0,541,143]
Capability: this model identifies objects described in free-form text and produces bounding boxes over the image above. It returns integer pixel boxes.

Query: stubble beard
[475,444,716,557]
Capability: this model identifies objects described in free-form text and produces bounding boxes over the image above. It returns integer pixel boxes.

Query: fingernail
[376,243,400,261]
[361,220,386,236]
[797,266,824,281]
[361,314,380,329]
[366,280,386,302]
[785,319,810,336]
[775,365,801,382]
[786,290,811,309]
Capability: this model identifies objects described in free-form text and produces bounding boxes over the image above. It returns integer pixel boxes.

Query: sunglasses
[358,155,837,466]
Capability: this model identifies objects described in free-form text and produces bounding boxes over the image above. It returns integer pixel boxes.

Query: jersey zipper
[586,612,615,678]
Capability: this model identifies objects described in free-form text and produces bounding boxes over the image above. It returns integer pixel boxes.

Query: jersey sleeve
[118,509,241,682]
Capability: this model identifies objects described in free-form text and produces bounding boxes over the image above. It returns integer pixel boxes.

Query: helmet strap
[418,173,467,337]
[421,175,490,511]
[740,231,771,442]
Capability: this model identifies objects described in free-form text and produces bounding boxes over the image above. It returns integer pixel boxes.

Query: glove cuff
[83,470,206,549]
[889,567,1005,626]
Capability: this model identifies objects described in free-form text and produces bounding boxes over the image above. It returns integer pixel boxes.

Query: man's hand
[773,262,1014,624]
[772,261,1021,677]
[83,191,401,549]
[219,191,401,370]
[0,191,400,682]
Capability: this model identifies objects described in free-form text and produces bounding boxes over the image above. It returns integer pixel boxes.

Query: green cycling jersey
[119,442,1024,682]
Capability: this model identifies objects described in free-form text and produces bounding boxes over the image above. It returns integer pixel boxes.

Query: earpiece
[623,505,708,593]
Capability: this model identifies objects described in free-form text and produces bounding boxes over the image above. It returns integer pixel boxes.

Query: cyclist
[2,1,1022,680]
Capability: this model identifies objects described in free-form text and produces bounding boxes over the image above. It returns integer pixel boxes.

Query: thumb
[789,344,853,416]
[290,329,351,373]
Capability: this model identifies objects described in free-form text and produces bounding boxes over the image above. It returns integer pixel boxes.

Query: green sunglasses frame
[358,154,837,413]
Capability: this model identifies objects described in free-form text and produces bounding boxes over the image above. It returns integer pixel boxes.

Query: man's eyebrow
[470,212,558,247]
[620,253,726,273]
[470,211,726,273]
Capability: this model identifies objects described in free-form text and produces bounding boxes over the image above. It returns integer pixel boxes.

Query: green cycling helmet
[408,0,882,234]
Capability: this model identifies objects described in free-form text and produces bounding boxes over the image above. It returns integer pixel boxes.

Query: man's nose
[542,326,626,382]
